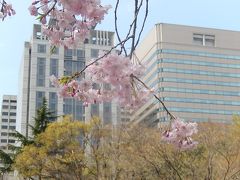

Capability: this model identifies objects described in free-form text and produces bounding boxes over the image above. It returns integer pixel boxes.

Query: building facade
[17,24,121,137]
[131,23,240,125]
[0,95,17,150]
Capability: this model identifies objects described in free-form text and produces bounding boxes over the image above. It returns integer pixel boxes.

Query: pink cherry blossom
[0,2,15,20]
[28,5,38,16]
[162,118,198,150]
[50,52,152,109]
[28,0,111,47]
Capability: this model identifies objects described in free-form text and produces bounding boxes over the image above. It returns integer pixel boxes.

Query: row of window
[159,116,229,123]
[1,125,15,130]
[2,119,16,123]
[2,100,16,103]
[37,57,86,87]
[193,33,215,47]
[161,77,240,87]
[160,87,240,97]
[160,67,240,78]
[64,49,86,57]
[2,112,16,116]
[0,139,15,143]
[1,132,15,136]
[37,44,59,54]
[2,105,17,109]
[159,107,240,115]
[161,49,240,60]
[161,58,240,69]
[162,97,240,106]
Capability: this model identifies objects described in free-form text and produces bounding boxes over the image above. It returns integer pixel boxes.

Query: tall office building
[0,95,17,150]
[17,24,120,137]
[132,23,240,125]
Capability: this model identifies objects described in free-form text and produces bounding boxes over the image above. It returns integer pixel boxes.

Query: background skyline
[1,0,240,104]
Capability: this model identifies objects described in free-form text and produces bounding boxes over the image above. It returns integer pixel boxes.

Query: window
[2,112,8,116]
[37,44,46,53]
[75,101,84,120]
[50,59,58,87]
[91,104,99,116]
[9,126,16,130]
[10,106,16,109]
[9,133,15,136]
[2,105,8,109]
[92,83,100,89]
[1,132,7,136]
[50,58,58,76]
[3,100,8,103]
[64,49,73,56]
[36,91,45,110]
[77,49,85,58]
[9,119,16,123]
[49,92,58,115]
[36,58,46,87]
[205,35,215,46]
[63,98,73,115]
[8,140,15,143]
[1,126,7,129]
[2,119,8,122]
[193,33,215,46]
[193,34,203,45]
[103,102,112,124]
[10,100,17,103]
[91,49,99,58]
[1,139,7,143]
[103,83,111,90]
[77,49,85,62]
[10,113,16,116]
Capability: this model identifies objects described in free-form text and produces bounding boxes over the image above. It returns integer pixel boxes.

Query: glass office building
[131,23,240,125]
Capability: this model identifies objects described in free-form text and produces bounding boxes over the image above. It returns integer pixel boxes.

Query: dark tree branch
[134,0,149,50]
[131,74,176,120]
[114,0,128,56]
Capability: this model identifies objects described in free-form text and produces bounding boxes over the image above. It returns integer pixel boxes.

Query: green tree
[29,97,57,137]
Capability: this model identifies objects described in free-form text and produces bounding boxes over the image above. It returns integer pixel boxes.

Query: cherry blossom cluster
[162,118,198,150]
[0,1,15,20]
[28,0,111,47]
[50,53,153,108]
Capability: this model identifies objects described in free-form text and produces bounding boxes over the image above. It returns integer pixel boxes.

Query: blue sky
[0,0,240,104]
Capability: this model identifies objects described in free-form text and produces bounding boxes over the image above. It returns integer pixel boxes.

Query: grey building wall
[132,23,240,125]
[17,24,120,137]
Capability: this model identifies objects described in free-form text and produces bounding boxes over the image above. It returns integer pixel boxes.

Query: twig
[131,74,176,120]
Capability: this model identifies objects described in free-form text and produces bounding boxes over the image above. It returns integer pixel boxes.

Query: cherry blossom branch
[131,74,176,120]
[39,0,57,23]
[70,35,134,80]
[0,0,15,20]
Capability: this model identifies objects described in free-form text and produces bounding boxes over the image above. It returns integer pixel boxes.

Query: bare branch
[114,0,128,56]
[134,0,149,50]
